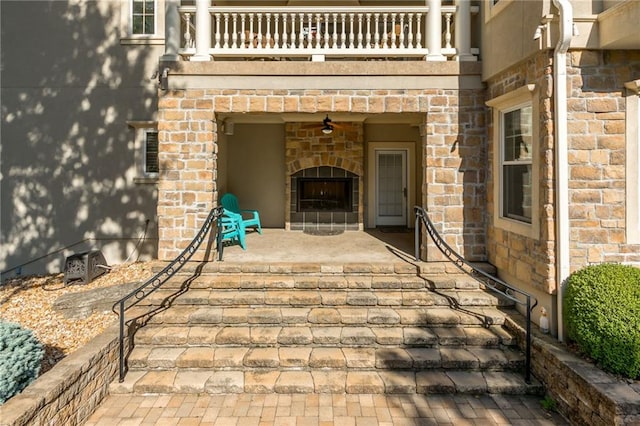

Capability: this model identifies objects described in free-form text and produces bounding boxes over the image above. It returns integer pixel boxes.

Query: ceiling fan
[301,115,346,134]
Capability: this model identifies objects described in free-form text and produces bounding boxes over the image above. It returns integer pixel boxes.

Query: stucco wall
[1,1,161,277]
[225,123,286,228]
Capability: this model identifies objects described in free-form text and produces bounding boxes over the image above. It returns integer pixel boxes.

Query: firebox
[289,166,359,231]
[297,178,352,212]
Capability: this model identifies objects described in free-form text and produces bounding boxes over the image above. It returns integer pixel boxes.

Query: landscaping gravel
[0,261,160,373]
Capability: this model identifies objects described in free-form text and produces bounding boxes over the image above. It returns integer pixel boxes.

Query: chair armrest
[240,209,260,219]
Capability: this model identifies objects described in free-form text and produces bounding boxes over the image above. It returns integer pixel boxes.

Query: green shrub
[564,263,640,379]
[0,321,44,404]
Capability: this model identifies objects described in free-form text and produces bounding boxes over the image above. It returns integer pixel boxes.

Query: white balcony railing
[162,1,479,62]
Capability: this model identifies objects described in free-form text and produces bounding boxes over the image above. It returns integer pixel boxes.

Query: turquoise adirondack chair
[216,212,246,260]
[221,193,262,234]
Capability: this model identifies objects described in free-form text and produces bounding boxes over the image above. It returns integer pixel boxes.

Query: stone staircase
[110,261,543,396]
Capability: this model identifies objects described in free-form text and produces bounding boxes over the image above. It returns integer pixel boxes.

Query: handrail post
[118,300,125,382]
[525,296,532,384]
[414,209,421,261]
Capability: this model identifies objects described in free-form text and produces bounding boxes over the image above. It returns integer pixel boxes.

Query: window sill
[121,36,165,46]
[134,176,159,185]
[494,216,538,240]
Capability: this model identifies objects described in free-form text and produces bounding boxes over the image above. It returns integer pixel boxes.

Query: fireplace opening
[297,178,352,212]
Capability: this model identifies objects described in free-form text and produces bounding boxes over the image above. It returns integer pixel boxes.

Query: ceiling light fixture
[321,115,334,134]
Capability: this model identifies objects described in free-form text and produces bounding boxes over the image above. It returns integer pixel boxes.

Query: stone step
[127,345,525,371]
[110,369,542,396]
[133,324,515,348]
[132,306,510,328]
[156,261,497,278]
[159,274,483,291]
[138,288,511,308]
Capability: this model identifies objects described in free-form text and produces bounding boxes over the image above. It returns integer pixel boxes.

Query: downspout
[551,0,573,342]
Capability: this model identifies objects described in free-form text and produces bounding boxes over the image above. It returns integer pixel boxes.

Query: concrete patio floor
[216,228,417,264]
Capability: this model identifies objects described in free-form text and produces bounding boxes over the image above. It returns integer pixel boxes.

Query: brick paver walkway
[84,393,568,425]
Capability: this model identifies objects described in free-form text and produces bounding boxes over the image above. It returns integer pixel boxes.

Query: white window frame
[484,0,514,22]
[625,79,640,244]
[127,121,159,184]
[120,0,165,45]
[487,84,540,239]
[130,0,157,35]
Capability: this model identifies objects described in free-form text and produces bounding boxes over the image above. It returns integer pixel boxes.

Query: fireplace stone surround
[285,122,364,231]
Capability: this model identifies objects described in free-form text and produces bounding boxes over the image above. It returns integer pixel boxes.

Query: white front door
[375,150,407,226]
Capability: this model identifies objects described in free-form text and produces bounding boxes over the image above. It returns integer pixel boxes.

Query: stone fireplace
[290,167,359,231]
[285,122,364,231]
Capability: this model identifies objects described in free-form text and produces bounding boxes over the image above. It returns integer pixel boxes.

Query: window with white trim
[502,105,533,223]
[128,121,159,184]
[131,0,156,35]
[119,0,164,44]
[625,79,640,244]
[485,0,513,21]
[486,84,539,238]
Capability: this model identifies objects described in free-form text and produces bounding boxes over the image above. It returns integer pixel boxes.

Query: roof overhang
[598,1,640,49]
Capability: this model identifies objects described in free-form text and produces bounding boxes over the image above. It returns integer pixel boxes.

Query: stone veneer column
[157,89,217,261]
[422,89,486,262]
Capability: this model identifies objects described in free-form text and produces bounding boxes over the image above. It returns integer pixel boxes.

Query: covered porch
[155,61,487,264]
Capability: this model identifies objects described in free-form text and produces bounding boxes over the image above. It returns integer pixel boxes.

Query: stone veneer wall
[285,122,364,230]
[566,50,640,268]
[505,318,640,426]
[485,52,556,295]
[0,326,119,426]
[157,88,487,262]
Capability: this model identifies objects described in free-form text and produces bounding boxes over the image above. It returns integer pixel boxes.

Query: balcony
[162,1,479,62]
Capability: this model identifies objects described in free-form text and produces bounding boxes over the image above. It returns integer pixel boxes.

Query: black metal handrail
[112,206,223,382]
[413,206,537,384]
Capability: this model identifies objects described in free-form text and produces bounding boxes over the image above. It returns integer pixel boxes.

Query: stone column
[454,0,476,61]
[426,0,445,61]
[191,0,212,61]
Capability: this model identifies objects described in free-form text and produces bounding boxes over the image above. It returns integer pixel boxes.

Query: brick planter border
[0,325,119,426]
[505,317,640,426]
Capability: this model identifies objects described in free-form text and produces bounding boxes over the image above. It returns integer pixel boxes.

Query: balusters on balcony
[166,4,479,62]
[182,12,193,49]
